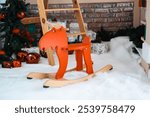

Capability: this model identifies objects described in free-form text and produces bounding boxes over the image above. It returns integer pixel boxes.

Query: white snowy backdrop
[0,36,150,100]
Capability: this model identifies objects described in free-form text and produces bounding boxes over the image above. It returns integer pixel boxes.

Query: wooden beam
[133,0,140,27]
[21,17,40,24]
[44,0,48,8]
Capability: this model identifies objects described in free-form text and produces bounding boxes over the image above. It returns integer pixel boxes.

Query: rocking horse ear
[60,26,65,31]
[51,27,57,32]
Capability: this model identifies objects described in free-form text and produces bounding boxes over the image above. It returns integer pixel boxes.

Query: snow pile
[110,36,133,62]
[0,36,150,100]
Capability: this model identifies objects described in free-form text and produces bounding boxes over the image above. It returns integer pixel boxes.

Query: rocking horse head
[39,27,68,51]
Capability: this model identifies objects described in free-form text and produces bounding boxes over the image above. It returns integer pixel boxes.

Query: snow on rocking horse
[27,27,113,88]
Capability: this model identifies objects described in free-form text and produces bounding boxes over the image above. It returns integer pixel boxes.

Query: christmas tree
[0,0,34,63]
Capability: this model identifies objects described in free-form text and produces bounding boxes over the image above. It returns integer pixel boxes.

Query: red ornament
[25,31,31,37]
[12,60,21,68]
[28,37,35,43]
[0,13,5,21]
[17,51,28,62]
[2,61,12,68]
[26,53,40,64]
[17,11,25,19]
[0,50,5,55]
[12,28,20,35]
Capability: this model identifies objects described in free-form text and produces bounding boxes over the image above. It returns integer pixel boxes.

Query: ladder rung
[67,32,86,36]
[45,8,80,12]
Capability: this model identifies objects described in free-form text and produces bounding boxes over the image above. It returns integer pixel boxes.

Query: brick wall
[28,2,134,32]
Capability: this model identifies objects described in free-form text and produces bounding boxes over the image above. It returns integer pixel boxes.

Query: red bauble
[12,60,21,68]
[17,51,28,62]
[0,13,5,21]
[25,31,31,37]
[2,61,12,68]
[16,11,25,19]
[26,53,40,64]
[28,37,35,42]
[0,50,5,55]
[12,28,20,35]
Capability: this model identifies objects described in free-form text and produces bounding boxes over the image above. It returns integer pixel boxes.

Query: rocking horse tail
[55,48,68,80]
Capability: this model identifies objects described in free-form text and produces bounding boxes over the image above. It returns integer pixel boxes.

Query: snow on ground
[0,36,150,100]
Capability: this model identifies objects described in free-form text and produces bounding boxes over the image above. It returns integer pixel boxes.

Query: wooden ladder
[37,0,86,66]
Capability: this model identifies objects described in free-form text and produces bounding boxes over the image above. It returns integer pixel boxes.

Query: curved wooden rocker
[27,27,113,87]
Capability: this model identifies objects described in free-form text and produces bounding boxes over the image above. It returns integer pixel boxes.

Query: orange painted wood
[39,27,93,79]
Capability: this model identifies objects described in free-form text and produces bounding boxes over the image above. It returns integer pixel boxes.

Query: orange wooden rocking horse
[39,27,93,79]
[27,27,113,87]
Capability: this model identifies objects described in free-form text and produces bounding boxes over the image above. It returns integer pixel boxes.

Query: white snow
[0,36,150,100]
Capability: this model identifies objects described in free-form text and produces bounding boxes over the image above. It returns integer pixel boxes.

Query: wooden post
[140,1,150,73]
[72,0,86,38]
[37,0,55,66]
[146,0,150,44]
[44,0,48,9]
[133,0,140,27]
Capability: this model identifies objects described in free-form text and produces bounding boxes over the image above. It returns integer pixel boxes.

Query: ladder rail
[37,0,87,66]
[37,0,55,66]
[72,0,86,37]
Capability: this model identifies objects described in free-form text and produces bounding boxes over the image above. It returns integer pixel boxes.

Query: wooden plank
[146,0,150,44]
[44,0,48,9]
[46,48,55,66]
[133,0,140,27]
[37,0,55,66]
[43,64,113,87]
[72,0,86,38]
[37,0,49,34]
[21,17,40,24]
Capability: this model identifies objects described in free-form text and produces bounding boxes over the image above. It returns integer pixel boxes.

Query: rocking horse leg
[43,48,68,88]
[75,50,83,71]
[83,47,93,74]
[55,48,68,80]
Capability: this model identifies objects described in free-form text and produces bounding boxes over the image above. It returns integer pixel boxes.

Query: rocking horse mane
[39,27,68,51]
